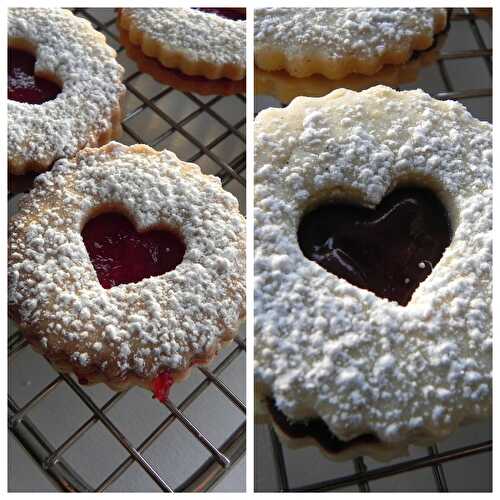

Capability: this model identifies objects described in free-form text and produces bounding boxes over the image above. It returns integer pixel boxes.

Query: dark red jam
[196,8,246,20]
[298,187,452,306]
[152,371,174,403]
[8,47,61,104]
[81,212,185,289]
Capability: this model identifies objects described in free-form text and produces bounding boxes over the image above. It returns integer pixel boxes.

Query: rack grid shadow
[254,7,491,493]
[8,7,246,493]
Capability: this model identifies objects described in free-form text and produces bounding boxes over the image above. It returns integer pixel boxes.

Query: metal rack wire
[255,7,492,492]
[429,9,492,104]
[8,7,246,492]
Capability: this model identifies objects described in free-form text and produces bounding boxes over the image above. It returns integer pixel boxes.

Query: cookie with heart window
[8,8,125,176]
[254,8,447,80]
[117,8,246,84]
[254,85,492,460]
[8,142,246,401]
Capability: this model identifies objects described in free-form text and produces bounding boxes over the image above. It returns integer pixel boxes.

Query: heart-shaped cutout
[8,47,62,104]
[82,212,185,289]
[298,187,452,306]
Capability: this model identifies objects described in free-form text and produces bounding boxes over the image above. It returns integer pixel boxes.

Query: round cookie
[118,8,246,81]
[254,86,492,460]
[254,8,447,79]
[9,142,246,400]
[254,31,444,103]
[8,8,125,175]
[117,17,245,96]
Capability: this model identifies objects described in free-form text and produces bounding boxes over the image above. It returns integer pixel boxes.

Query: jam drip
[81,212,185,289]
[8,47,61,104]
[298,188,452,306]
[152,371,174,403]
[196,8,246,20]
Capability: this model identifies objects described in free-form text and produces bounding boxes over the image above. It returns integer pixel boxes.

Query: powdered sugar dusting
[9,67,35,90]
[254,8,447,78]
[254,86,491,447]
[9,142,246,381]
[8,8,125,172]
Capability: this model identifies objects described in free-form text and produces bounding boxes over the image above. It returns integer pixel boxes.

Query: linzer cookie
[254,8,447,80]
[117,7,246,91]
[8,142,246,401]
[117,12,245,96]
[8,8,125,175]
[255,30,445,103]
[254,86,492,460]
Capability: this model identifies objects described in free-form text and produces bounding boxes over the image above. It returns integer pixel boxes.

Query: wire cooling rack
[254,7,492,493]
[8,7,246,492]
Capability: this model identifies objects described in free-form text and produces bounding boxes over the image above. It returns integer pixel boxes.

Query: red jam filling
[196,8,246,20]
[152,371,174,402]
[81,212,185,289]
[298,188,452,306]
[8,47,61,104]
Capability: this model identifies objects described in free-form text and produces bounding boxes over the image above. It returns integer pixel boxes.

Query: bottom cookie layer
[255,394,409,462]
[267,399,380,454]
[18,326,234,401]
